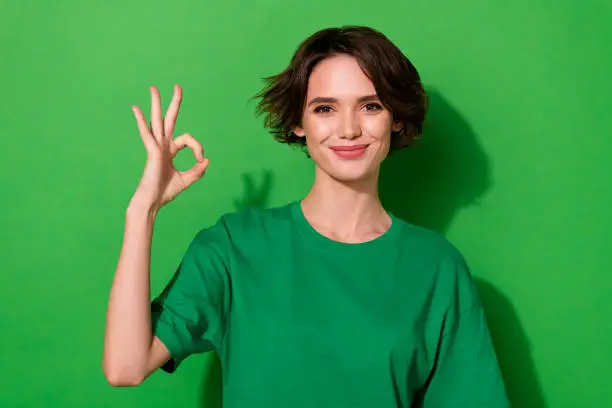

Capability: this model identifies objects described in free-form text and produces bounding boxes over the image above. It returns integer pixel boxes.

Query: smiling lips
[329,144,370,159]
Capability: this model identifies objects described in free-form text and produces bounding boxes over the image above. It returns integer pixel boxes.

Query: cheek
[304,117,334,143]
[362,115,393,141]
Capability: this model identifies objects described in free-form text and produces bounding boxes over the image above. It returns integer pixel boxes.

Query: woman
[103,26,509,407]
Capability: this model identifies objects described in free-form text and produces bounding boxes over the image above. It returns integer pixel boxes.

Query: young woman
[103,26,509,407]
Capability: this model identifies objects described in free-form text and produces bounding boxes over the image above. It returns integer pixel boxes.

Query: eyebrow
[306,94,380,107]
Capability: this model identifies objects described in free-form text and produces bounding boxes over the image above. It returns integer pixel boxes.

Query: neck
[300,166,391,243]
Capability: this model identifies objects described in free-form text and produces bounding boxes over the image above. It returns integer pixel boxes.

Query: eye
[313,105,334,114]
[363,102,383,112]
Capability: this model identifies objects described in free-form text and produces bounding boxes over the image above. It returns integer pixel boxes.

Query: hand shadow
[380,88,547,408]
[200,169,274,408]
[232,170,274,211]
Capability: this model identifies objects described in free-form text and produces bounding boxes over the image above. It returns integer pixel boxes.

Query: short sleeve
[150,217,232,373]
[421,257,510,407]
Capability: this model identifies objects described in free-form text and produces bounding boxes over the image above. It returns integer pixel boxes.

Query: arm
[102,198,170,387]
[421,257,510,407]
[102,198,231,386]
[102,84,209,386]
[422,304,510,407]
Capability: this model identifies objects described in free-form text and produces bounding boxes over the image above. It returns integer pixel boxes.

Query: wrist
[126,196,159,220]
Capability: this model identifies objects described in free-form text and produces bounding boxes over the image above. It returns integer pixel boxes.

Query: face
[293,54,402,183]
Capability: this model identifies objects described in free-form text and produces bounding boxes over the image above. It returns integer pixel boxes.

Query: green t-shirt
[151,201,509,407]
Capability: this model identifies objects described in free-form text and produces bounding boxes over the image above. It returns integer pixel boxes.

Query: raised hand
[130,85,209,212]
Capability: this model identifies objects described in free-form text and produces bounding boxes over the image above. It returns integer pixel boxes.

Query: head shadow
[379,87,491,233]
[380,88,546,407]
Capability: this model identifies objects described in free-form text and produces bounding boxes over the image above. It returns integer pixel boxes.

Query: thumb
[182,158,210,186]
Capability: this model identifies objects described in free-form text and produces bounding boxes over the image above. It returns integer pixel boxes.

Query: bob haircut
[254,25,428,155]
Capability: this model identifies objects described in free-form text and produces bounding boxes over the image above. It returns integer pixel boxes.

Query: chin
[332,172,374,183]
[320,161,380,183]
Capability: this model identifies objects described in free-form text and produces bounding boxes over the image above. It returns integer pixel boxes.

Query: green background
[1,1,610,407]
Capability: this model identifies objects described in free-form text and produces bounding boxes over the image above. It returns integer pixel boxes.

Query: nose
[339,110,362,140]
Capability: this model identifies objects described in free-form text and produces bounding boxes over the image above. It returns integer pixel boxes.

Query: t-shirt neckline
[289,200,401,251]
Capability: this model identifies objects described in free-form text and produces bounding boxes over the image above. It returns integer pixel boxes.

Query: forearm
[102,198,158,385]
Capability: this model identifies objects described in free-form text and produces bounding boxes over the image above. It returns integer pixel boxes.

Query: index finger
[132,105,157,152]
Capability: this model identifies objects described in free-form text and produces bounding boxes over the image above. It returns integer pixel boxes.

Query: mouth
[329,144,370,159]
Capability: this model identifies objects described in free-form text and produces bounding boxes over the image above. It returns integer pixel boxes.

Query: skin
[294,53,403,243]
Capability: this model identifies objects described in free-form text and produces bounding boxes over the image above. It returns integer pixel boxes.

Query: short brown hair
[254,25,428,154]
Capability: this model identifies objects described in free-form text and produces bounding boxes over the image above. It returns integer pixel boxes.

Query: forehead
[306,54,376,98]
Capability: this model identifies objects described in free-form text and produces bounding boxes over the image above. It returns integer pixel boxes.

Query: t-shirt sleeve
[150,216,232,373]
[422,256,510,407]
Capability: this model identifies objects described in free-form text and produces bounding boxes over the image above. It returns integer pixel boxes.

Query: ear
[391,120,403,133]
[293,126,306,137]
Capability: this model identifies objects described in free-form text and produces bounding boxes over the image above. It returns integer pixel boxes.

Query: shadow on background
[379,88,490,233]
[200,169,275,408]
[200,353,223,408]
[476,279,548,408]
[380,88,547,408]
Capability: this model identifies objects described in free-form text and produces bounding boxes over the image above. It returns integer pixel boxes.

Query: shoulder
[219,202,294,229]
[191,202,294,246]
[214,202,293,236]
[392,218,478,308]
[392,217,467,267]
